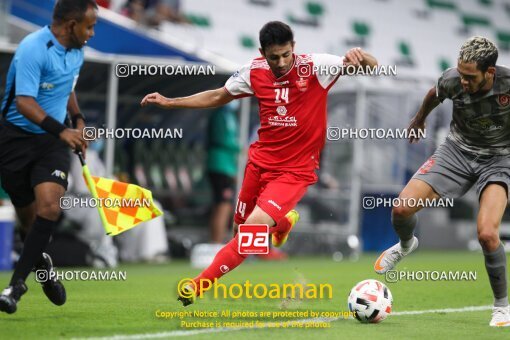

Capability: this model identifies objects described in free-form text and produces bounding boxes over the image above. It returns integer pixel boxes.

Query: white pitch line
[391,305,492,316]
[74,305,493,340]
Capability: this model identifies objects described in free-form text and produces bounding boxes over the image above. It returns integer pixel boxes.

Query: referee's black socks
[10,216,56,286]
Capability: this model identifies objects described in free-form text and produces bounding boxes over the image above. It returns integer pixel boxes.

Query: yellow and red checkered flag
[78,152,163,236]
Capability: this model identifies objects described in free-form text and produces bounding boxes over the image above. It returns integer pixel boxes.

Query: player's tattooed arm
[408,87,441,143]
[344,47,378,72]
[140,88,235,109]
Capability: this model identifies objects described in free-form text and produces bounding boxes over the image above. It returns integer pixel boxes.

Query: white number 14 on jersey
[274,88,289,103]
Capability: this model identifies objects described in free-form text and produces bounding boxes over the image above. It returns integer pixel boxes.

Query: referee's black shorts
[0,121,70,207]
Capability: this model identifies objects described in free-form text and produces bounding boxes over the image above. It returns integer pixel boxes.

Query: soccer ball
[348,279,393,323]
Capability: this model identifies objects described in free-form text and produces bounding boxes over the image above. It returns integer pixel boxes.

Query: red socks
[192,215,292,295]
[271,215,291,234]
[193,234,247,295]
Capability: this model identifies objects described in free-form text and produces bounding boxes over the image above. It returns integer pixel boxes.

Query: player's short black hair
[259,21,294,52]
[53,0,98,23]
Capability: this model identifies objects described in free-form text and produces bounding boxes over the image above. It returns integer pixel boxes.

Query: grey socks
[391,213,418,249]
[484,243,508,307]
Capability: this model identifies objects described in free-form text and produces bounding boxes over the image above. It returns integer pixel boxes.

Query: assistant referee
[0,0,96,314]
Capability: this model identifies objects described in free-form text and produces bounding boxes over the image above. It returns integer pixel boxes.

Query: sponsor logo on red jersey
[296,78,309,92]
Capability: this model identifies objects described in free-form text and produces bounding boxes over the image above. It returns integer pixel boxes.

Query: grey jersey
[436,65,510,155]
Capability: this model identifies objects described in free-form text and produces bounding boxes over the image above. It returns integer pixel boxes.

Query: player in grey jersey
[373,36,510,327]
[438,65,510,156]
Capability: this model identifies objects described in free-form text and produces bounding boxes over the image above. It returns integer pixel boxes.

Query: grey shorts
[412,138,510,199]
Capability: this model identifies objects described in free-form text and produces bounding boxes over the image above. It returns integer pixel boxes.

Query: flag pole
[76,151,112,235]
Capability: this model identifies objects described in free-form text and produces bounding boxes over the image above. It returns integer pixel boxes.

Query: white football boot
[490,306,510,327]
[374,236,419,274]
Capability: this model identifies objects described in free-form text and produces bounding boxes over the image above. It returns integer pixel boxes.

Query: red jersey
[224,53,344,172]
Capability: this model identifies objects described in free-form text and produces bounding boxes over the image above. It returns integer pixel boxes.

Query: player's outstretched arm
[140,88,235,109]
[408,86,441,143]
[344,47,378,71]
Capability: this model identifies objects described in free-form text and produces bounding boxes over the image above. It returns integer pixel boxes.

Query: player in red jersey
[141,21,377,306]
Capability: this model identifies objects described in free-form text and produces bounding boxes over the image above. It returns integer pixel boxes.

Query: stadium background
[1,1,510,339]
[1,0,510,265]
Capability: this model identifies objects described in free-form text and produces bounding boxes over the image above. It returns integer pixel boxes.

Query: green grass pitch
[0,251,509,339]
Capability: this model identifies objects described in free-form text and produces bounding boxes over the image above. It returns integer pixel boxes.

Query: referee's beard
[69,30,85,49]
